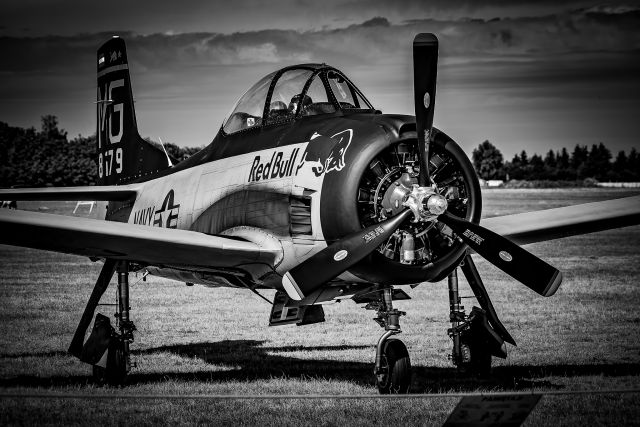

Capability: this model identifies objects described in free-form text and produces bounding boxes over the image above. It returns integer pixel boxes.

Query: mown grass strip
[1,389,639,400]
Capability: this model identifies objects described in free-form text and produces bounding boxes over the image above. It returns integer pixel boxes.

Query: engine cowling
[319,121,481,285]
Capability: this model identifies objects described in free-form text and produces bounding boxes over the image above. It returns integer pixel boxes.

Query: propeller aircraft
[1,34,639,393]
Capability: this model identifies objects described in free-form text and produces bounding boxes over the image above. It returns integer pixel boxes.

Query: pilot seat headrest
[289,94,312,113]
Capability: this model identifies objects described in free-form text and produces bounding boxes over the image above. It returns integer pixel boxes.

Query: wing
[0,209,282,269]
[0,184,141,201]
[482,195,640,245]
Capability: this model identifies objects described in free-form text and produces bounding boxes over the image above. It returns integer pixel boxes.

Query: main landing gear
[76,261,136,385]
[95,261,136,385]
[447,267,491,375]
[366,287,412,394]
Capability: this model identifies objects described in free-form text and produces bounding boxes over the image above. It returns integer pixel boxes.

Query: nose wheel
[376,338,411,394]
[367,287,412,394]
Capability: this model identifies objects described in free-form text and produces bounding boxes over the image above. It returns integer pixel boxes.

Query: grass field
[1,188,639,425]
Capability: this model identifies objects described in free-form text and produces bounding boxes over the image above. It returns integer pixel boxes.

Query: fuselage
[102,111,479,292]
[100,112,401,288]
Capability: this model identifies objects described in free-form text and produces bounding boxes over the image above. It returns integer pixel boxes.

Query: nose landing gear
[367,287,412,394]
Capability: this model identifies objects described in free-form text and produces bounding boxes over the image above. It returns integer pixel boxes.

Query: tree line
[472,140,640,183]
[1,117,638,187]
[0,116,203,187]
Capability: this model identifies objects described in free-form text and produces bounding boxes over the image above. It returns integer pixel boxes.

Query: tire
[92,337,128,386]
[459,336,492,377]
[376,339,411,394]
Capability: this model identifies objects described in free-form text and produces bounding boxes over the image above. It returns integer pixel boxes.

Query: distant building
[597,182,640,188]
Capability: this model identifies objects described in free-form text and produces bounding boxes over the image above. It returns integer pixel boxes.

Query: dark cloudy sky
[1,0,639,158]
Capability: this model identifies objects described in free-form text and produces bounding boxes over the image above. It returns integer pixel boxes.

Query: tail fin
[96,36,170,185]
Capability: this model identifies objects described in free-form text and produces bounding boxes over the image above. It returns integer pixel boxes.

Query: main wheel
[376,339,411,394]
[458,334,492,377]
[92,337,128,386]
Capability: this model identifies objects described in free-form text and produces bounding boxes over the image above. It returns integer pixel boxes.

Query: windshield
[301,74,336,116]
[327,71,373,110]
[266,69,313,124]
[222,71,275,134]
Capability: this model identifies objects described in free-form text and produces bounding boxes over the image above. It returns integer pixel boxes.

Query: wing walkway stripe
[0,388,638,400]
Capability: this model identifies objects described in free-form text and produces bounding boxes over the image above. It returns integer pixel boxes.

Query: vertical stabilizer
[96,37,170,185]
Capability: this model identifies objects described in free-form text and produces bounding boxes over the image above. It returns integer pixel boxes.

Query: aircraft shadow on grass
[1,340,639,392]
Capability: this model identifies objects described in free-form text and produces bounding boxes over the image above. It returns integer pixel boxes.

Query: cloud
[1,7,638,74]
[1,7,639,153]
[0,0,604,37]
[360,17,391,27]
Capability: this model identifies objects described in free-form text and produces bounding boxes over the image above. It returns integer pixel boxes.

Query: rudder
[96,36,170,185]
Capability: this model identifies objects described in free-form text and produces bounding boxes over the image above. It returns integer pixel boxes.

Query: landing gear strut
[367,287,411,394]
[92,261,136,385]
[447,264,505,376]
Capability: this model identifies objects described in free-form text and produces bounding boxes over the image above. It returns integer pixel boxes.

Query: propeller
[281,33,562,301]
[438,212,562,297]
[413,33,438,187]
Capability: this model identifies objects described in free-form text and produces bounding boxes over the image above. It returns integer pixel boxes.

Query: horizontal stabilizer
[0,209,281,269]
[0,184,141,201]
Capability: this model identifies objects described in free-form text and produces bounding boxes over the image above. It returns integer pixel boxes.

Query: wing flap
[0,184,141,201]
[482,195,640,245]
[0,209,281,269]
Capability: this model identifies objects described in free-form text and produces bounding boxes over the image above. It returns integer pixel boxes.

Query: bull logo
[297,129,353,177]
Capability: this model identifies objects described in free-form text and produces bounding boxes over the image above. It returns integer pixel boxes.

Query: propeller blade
[413,33,439,187]
[438,212,563,297]
[283,209,413,301]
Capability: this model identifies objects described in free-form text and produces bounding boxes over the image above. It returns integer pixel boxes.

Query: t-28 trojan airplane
[1,34,639,393]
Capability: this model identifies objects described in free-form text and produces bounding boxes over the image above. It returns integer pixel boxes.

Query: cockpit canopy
[222,64,374,135]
